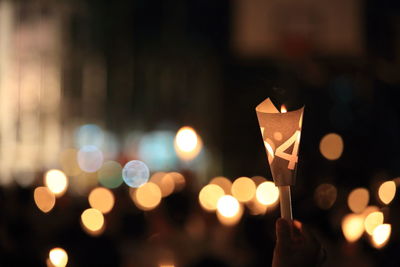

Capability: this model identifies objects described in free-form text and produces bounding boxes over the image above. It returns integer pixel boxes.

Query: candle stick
[255,98,304,220]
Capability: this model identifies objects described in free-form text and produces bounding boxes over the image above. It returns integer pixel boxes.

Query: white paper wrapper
[256,98,304,186]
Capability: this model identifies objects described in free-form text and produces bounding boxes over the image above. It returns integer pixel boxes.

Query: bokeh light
[75,124,104,148]
[132,182,162,211]
[251,176,267,186]
[122,160,150,188]
[341,213,364,242]
[314,183,337,209]
[59,148,81,176]
[88,187,115,214]
[319,133,344,160]
[174,126,203,161]
[198,184,224,211]
[81,208,105,232]
[217,195,240,218]
[138,131,177,170]
[77,145,104,173]
[98,160,123,189]
[378,181,396,205]
[256,181,279,205]
[150,172,175,197]
[364,211,384,235]
[34,186,56,213]
[217,201,243,226]
[372,224,391,248]
[168,172,185,192]
[209,176,232,194]
[231,177,256,203]
[348,188,369,213]
[49,247,68,267]
[44,169,68,197]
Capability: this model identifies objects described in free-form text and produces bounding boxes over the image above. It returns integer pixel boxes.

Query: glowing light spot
[378,181,396,205]
[81,208,104,232]
[122,160,150,188]
[168,172,185,192]
[70,171,98,196]
[217,202,243,226]
[246,197,268,215]
[198,184,225,211]
[210,176,232,194]
[273,132,283,141]
[138,131,177,171]
[314,183,337,210]
[49,248,68,267]
[59,148,81,176]
[251,176,267,186]
[133,182,162,211]
[372,224,391,248]
[319,133,344,160]
[150,172,175,197]
[280,105,287,113]
[75,124,104,148]
[77,145,104,173]
[34,187,56,213]
[98,161,123,189]
[364,211,384,235]
[256,181,279,205]
[217,195,240,218]
[44,169,68,197]
[88,187,115,214]
[231,177,256,203]
[174,126,203,161]
[348,188,369,213]
[341,213,364,242]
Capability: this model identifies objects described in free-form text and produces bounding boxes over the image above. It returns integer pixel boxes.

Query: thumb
[276,218,292,246]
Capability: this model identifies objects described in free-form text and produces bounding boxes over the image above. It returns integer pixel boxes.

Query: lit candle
[255,98,304,220]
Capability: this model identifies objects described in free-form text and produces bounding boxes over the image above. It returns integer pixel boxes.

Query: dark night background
[1,0,400,266]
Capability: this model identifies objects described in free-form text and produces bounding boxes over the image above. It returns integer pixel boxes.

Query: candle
[255,98,304,220]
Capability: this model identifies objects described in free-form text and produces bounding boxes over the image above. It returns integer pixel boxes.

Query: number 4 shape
[275,130,301,170]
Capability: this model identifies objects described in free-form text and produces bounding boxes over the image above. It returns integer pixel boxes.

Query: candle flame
[280,105,287,113]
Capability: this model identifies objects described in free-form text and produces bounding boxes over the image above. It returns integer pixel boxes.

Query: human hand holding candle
[255,98,304,220]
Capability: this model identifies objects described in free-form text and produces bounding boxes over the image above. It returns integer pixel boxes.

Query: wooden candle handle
[279,186,293,220]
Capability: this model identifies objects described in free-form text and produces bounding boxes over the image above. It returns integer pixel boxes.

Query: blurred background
[0,0,400,266]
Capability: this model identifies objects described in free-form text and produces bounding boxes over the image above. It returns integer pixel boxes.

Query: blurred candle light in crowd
[378,181,396,205]
[150,172,175,197]
[168,172,185,192]
[88,187,115,214]
[198,184,224,211]
[44,169,68,197]
[98,160,123,189]
[348,188,369,213]
[256,181,279,205]
[231,177,256,203]
[160,265,174,267]
[251,176,267,186]
[319,133,344,160]
[132,182,162,211]
[77,145,104,173]
[49,247,68,267]
[216,195,242,226]
[314,183,337,210]
[342,213,364,242]
[34,186,56,213]
[122,160,150,188]
[59,148,81,176]
[372,224,391,248]
[364,211,384,235]
[81,208,104,232]
[210,176,232,194]
[174,126,203,161]
[246,196,268,215]
[217,195,240,218]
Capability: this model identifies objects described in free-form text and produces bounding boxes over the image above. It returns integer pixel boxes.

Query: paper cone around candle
[256,98,304,186]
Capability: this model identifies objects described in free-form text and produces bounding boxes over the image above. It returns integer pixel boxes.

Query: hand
[272,218,325,267]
